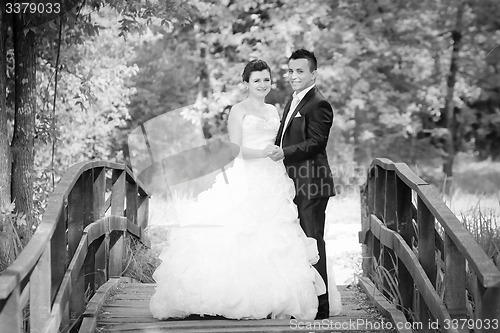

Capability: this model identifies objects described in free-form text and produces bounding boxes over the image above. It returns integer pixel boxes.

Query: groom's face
[287,58,316,93]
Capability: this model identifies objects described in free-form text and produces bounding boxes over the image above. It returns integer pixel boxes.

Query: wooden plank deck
[92,282,398,332]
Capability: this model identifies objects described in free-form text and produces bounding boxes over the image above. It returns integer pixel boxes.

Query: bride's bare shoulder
[266,103,278,111]
[228,102,246,120]
[266,103,279,116]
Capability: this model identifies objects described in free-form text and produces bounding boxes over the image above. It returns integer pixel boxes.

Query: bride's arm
[228,106,272,159]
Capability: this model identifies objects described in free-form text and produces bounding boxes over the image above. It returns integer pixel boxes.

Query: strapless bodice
[241,114,280,150]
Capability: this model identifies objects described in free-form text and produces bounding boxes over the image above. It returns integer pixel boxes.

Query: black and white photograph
[0,0,499,332]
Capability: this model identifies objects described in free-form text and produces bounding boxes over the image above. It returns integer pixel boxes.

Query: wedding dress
[150,112,338,320]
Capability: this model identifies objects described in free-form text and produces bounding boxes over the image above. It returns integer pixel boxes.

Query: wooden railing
[0,161,150,333]
[359,158,500,333]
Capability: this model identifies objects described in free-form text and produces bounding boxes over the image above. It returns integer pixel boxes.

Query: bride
[149,59,340,320]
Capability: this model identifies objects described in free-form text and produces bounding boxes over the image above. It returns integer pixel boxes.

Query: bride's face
[246,70,271,98]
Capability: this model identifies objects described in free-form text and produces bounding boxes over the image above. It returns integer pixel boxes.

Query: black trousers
[294,195,330,315]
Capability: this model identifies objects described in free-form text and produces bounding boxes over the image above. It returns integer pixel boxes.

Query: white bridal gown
[150,112,339,320]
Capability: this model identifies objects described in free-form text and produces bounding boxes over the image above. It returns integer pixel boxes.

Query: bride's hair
[242,59,271,82]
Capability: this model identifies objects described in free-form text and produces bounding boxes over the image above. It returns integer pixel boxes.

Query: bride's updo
[242,59,271,82]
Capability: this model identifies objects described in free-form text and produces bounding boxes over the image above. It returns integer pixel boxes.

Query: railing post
[93,168,106,220]
[362,167,377,277]
[361,182,372,277]
[126,181,138,224]
[68,176,86,322]
[380,170,397,300]
[137,194,149,230]
[0,283,22,332]
[109,170,126,277]
[30,244,51,333]
[373,166,385,266]
[374,166,385,220]
[51,201,69,329]
[50,201,67,303]
[82,170,96,298]
[93,168,107,289]
[444,233,467,330]
[384,171,397,229]
[471,276,500,333]
[482,287,500,333]
[367,167,376,217]
[417,195,436,329]
[395,176,414,315]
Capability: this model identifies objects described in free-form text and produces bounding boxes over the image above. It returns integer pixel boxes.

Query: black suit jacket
[275,86,336,199]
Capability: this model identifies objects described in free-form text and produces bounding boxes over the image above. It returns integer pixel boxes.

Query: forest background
[0,0,499,271]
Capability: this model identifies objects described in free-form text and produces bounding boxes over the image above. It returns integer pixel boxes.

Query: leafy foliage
[0,202,27,271]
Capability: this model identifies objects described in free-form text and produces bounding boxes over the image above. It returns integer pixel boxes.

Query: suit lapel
[282,86,316,134]
[276,99,292,144]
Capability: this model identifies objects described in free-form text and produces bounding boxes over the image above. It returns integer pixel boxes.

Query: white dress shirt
[280,84,315,146]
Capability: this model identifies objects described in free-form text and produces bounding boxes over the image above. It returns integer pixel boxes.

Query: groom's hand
[269,147,284,161]
[264,144,278,156]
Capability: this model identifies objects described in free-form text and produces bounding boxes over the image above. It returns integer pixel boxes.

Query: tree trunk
[195,20,209,102]
[0,0,15,267]
[442,1,465,193]
[11,14,36,237]
[0,0,11,210]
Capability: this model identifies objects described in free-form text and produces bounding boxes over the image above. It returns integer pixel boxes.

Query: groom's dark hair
[289,49,317,72]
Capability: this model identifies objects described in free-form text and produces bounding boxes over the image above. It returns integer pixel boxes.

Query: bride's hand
[264,144,278,156]
[269,147,284,161]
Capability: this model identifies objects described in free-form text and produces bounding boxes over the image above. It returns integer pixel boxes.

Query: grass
[448,193,500,269]
[460,207,500,267]
[452,155,500,195]
[447,190,500,216]
[122,237,160,283]
[445,154,500,269]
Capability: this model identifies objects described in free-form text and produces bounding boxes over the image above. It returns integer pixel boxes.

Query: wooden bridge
[1,159,499,332]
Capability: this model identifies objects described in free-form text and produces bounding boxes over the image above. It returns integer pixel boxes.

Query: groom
[270,49,335,320]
